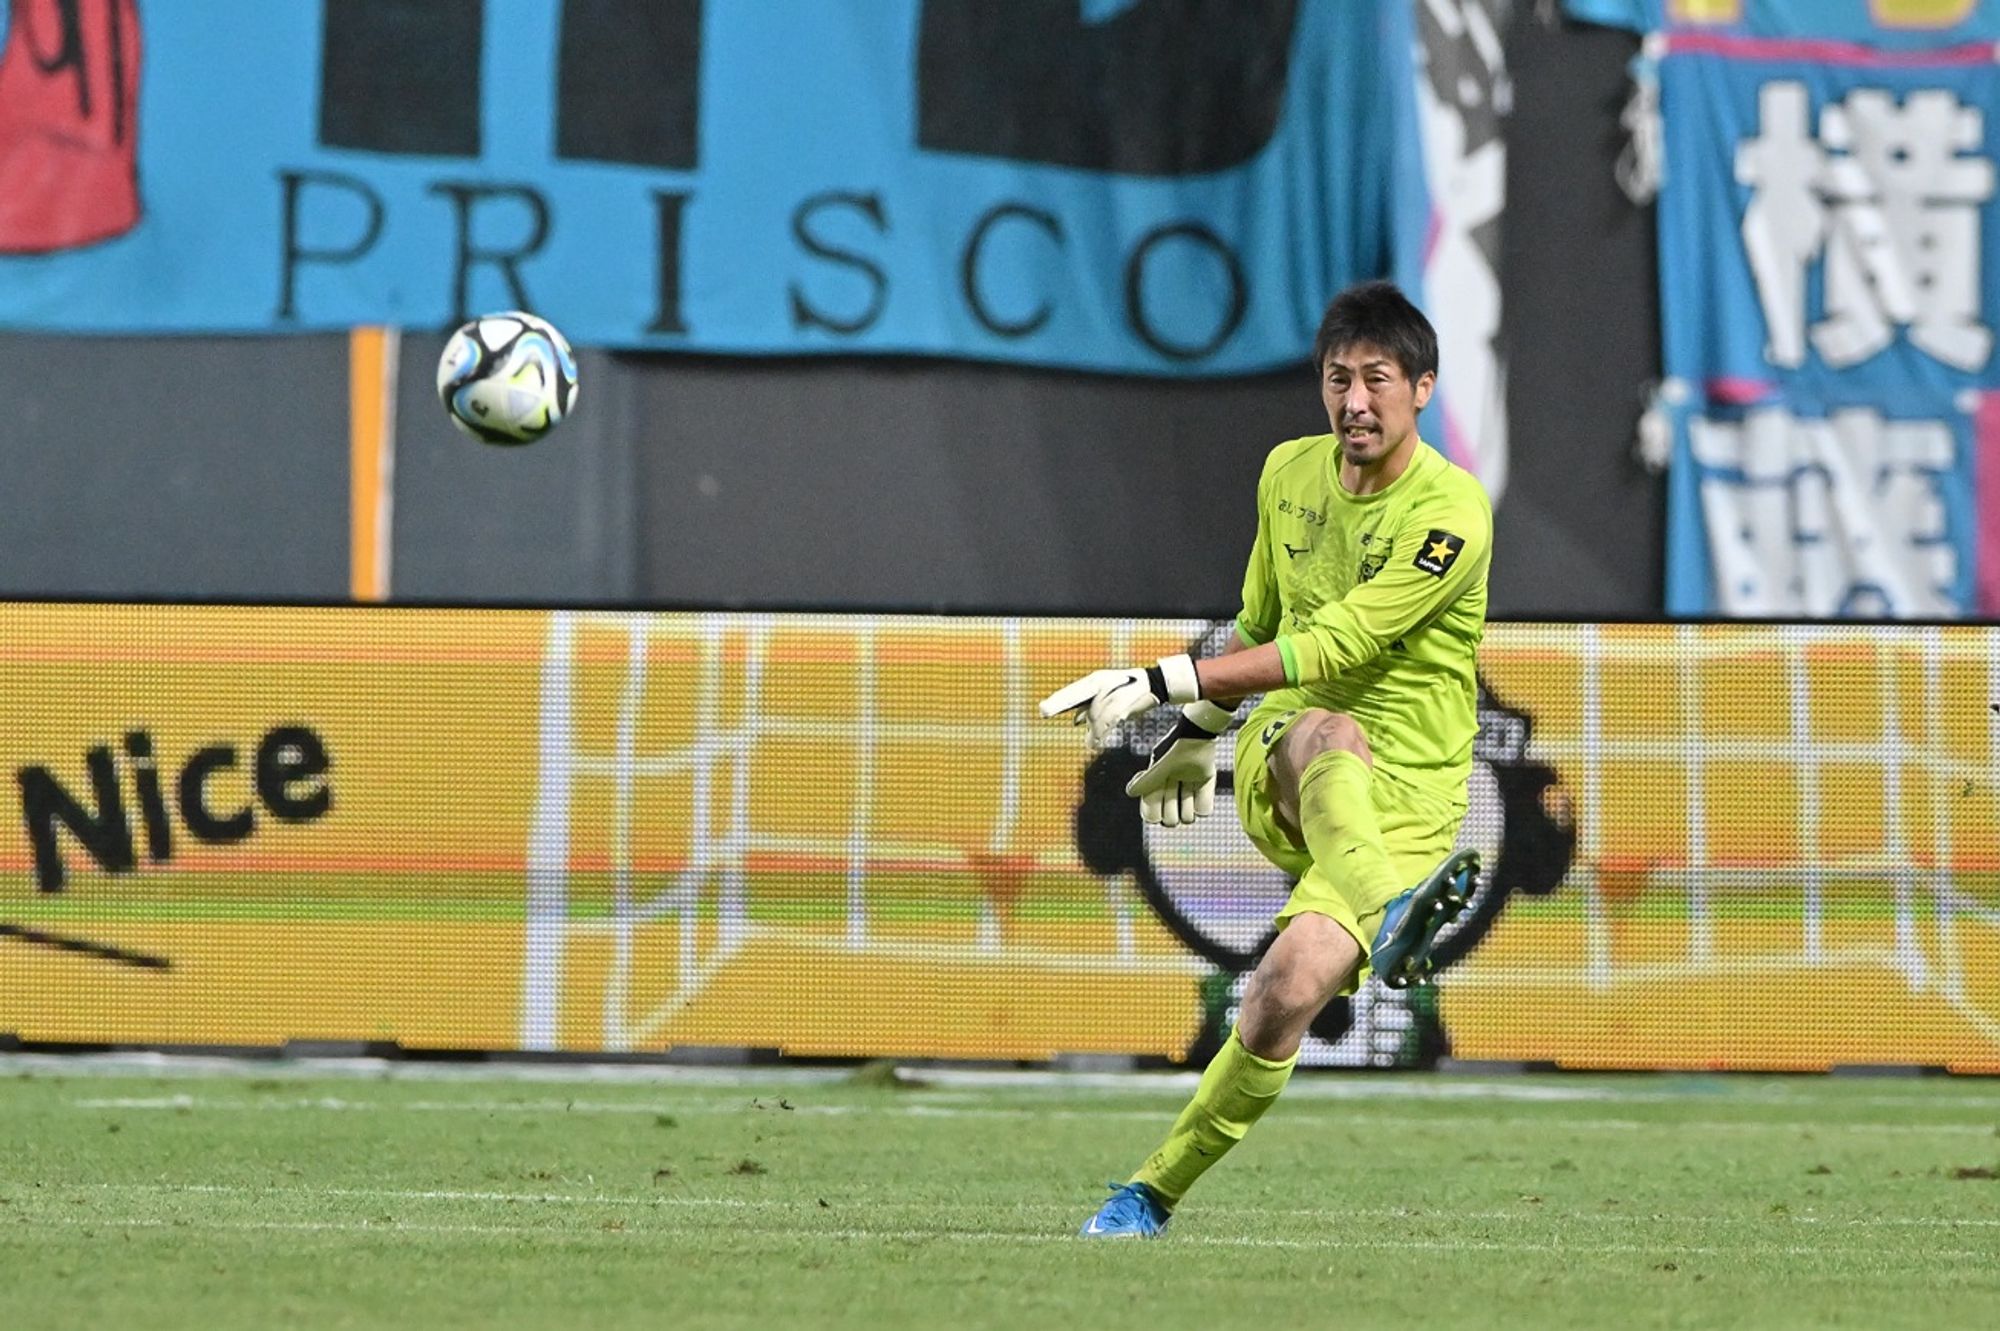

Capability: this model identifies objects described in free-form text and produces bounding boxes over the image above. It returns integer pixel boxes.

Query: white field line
[57,1096,2000,1134]
[16,1054,2000,1109]
[617,929,750,1048]
[580,911,1208,1047]
[1577,622,1611,990]
[984,618,1026,955]
[1876,639,1926,994]
[0,1053,842,1088]
[565,611,1222,642]
[572,920,1211,976]
[16,1214,1997,1262]
[757,928,1212,974]
[846,616,878,950]
[1444,945,1899,988]
[1786,638,1824,963]
[1678,624,1712,967]
[520,610,577,1051]
[716,620,769,953]
[25,1184,2000,1231]
[1442,949,2000,1056]
[576,616,1989,664]
[1938,887,2000,932]
[894,1068,2000,1106]
[1524,736,1997,784]
[1939,989,2000,1052]
[600,619,650,1054]
[1483,624,1999,660]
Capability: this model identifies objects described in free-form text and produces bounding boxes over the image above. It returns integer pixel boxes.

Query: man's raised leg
[1281,712,1473,988]
[1082,912,1358,1237]
[1088,703,1400,1231]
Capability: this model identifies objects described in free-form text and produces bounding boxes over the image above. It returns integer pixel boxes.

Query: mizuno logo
[1283,542,1309,560]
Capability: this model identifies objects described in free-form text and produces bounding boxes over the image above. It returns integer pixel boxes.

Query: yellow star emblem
[1426,537,1455,562]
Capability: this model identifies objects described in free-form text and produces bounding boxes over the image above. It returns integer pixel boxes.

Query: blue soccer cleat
[1370,849,1480,989]
[1079,1181,1171,1238]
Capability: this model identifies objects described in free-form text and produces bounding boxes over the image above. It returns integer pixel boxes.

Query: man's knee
[1272,710,1372,791]
[1242,957,1327,1026]
[1238,913,1359,1057]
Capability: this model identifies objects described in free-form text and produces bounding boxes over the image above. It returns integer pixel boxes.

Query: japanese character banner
[1654,33,2000,616]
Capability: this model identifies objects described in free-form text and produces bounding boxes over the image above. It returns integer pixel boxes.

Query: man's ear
[1412,371,1436,412]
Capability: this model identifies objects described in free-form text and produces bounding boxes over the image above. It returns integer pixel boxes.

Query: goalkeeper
[1042,281,1491,1239]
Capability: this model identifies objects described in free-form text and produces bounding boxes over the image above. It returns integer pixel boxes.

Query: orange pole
[348,326,398,601]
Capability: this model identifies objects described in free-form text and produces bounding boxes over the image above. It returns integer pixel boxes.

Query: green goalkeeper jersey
[1234,434,1492,795]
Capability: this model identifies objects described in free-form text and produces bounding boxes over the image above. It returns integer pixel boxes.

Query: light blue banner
[1649,31,1998,615]
[0,0,1428,376]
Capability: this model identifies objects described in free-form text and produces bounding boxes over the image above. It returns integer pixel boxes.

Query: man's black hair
[1312,280,1439,383]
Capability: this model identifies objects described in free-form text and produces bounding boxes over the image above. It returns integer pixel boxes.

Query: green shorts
[1233,698,1466,990]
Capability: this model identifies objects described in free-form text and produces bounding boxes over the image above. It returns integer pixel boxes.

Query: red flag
[0,0,142,254]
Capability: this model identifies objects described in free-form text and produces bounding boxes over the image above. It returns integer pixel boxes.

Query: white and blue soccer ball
[435,311,579,445]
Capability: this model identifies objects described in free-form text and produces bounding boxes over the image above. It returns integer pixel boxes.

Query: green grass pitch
[3,1060,1998,1329]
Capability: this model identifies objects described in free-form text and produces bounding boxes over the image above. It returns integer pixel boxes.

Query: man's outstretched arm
[1035,630,1283,828]
[1192,637,1285,704]
[1038,636,1279,740]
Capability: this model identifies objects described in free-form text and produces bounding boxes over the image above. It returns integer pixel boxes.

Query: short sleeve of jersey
[1233,444,1290,648]
[1279,471,1492,686]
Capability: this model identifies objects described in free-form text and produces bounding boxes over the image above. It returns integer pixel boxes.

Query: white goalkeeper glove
[1037,653,1203,746]
[1125,699,1236,827]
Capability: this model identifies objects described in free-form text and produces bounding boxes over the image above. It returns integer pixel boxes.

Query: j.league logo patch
[1412,530,1465,578]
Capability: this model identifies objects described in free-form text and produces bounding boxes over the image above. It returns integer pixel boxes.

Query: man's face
[1321,340,1435,466]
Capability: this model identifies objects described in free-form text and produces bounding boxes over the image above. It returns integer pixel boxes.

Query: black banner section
[556,0,703,169]
[917,0,1299,175]
[318,0,484,157]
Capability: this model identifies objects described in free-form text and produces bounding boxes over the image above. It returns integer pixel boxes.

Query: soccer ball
[435,311,579,445]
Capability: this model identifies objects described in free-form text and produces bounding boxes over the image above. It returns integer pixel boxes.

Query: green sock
[1130,1026,1296,1207]
[1298,749,1403,919]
